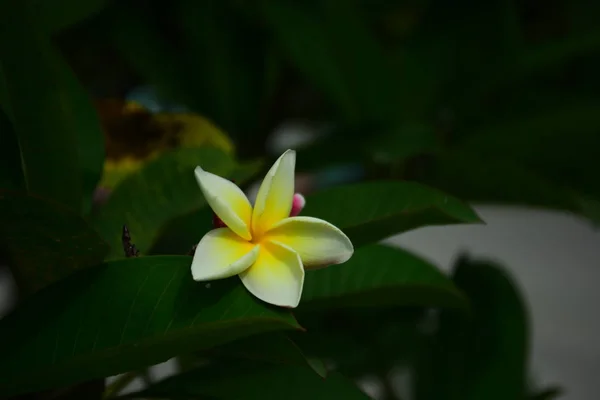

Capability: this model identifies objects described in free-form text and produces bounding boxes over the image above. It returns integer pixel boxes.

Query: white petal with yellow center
[252,149,296,237]
[191,228,259,281]
[195,166,253,240]
[239,240,304,308]
[266,216,354,269]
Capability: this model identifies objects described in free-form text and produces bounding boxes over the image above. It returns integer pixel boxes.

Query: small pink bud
[290,193,306,217]
[212,213,227,228]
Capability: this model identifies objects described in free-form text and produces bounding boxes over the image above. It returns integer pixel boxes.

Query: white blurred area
[384,206,600,400]
[1,124,599,400]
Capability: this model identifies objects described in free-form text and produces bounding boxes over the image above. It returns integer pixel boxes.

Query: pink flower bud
[212,213,227,229]
[290,193,306,217]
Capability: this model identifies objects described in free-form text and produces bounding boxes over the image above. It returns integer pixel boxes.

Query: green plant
[2,0,595,398]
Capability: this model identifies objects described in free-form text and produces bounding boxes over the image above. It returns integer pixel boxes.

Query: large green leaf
[123,360,370,400]
[149,207,214,256]
[301,244,466,310]
[0,1,105,213]
[0,2,79,210]
[91,147,236,259]
[0,256,300,396]
[288,245,466,379]
[207,333,327,378]
[0,190,108,296]
[414,257,529,400]
[59,54,106,214]
[302,181,482,247]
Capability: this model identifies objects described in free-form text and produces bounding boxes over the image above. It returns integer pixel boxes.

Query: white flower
[191,149,354,308]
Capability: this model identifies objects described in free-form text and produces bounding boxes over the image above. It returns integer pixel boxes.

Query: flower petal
[195,166,253,240]
[252,149,296,237]
[239,240,304,308]
[266,216,354,269]
[191,228,259,281]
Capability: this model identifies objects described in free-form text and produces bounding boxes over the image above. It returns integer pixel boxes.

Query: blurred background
[2,0,600,399]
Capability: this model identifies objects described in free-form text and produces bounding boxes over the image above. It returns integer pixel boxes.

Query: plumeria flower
[212,193,306,228]
[191,149,354,308]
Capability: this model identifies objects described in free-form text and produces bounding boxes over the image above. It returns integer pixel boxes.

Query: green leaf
[35,0,109,33]
[0,2,79,210]
[91,147,236,259]
[296,123,438,173]
[57,54,106,214]
[207,333,327,378]
[149,207,215,256]
[421,103,600,219]
[302,181,482,248]
[0,1,105,213]
[368,123,441,163]
[110,1,269,146]
[519,29,600,75]
[0,108,24,190]
[455,259,529,400]
[175,0,265,137]
[459,29,600,115]
[263,0,408,127]
[123,360,370,400]
[456,103,600,199]
[109,3,196,107]
[418,151,580,213]
[301,244,466,310]
[50,380,106,400]
[290,245,466,379]
[262,1,357,123]
[0,256,300,396]
[414,257,529,400]
[292,308,427,379]
[386,33,457,120]
[148,159,264,256]
[0,190,108,296]
[576,195,600,226]
[529,386,564,400]
[569,2,600,33]
[411,0,523,118]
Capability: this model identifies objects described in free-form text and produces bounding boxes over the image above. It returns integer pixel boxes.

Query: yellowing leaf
[95,100,235,190]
